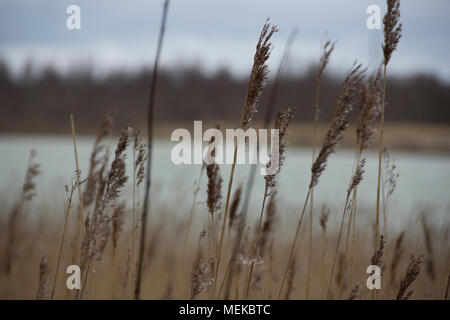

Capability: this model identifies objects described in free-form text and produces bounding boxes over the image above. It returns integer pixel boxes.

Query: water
[1,134,449,228]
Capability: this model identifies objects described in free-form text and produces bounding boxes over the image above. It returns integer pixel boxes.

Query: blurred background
[0,0,449,138]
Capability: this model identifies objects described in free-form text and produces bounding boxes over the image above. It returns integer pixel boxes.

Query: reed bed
[1,1,449,300]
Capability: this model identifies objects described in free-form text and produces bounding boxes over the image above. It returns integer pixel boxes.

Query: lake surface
[1,135,449,228]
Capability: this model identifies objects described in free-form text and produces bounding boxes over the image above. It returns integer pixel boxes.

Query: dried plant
[346,68,383,254]
[206,160,222,252]
[284,256,296,300]
[79,126,130,299]
[348,282,361,300]
[122,249,132,297]
[228,185,242,229]
[348,158,367,194]
[216,19,277,296]
[377,0,402,254]
[311,63,365,188]
[396,255,422,300]
[356,67,383,150]
[240,19,278,130]
[135,0,170,300]
[22,149,40,201]
[36,255,50,300]
[264,106,296,196]
[382,0,402,67]
[382,148,399,234]
[307,38,335,299]
[329,66,386,297]
[105,126,130,202]
[191,257,215,300]
[51,175,85,299]
[206,163,223,218]
[227,27,294,300]
[345,69,383,258]
[237,252,263,267]
[245,106,295,299]
[181,165,206,266]
[133,129,147,187]
[421,214,436,281]
[280,63,364,299]
[371,235,386,274]
[258,193,277,257]
[335,252,347,297]
[83,114,114,207]
[319,205,330,235]
[390,231,405,284]
[130,126,147,293]
[112,202,126,253]
[4,149,40,274]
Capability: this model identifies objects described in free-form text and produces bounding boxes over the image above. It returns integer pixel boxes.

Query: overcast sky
[1,0,449,81]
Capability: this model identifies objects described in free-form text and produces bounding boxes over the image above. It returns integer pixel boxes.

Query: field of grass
[0,1,449,301]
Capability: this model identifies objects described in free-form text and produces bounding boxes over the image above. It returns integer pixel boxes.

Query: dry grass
[0,200,447,300]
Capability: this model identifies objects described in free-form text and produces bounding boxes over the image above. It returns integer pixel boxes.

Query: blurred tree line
[0,59,449,134]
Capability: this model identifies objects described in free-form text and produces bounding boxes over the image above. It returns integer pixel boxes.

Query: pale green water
[1,135,449,229]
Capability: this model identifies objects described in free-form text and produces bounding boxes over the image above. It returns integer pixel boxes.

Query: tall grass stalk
[131,131,137,291]
[243,188,268,299]
[376,64,387,251]
[306,39,334,299]
[221,29,294,299]
[243,106,295,299]
[277,188,311,299]
[4,150,40,274]
[70,114,85,236]
[376,0,402,252]
[278,63,363,299]
[51,181,76,299]
[214,20,277,296]
[135,0,170,300]
[182,166,205,264]
[328,67,383,297]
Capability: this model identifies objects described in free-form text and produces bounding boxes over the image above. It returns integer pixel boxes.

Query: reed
[36,255,49,300]
[223,27,292,300]
[389,231,405,288]
[131,127,146,292]
[3,150,40,274]
[382,148,399,236]
[243,106,295,299]
[278,63,364,299]
[421,214,436,282]
[306,38,334,299]
[181,165,205,265]
[376,0,402,252]
[348,282,361,300]
[215,19,277,296]
[206,157,223,254]
[396,255,422,300]
[70,114,86,237]
[51,177,78,299]
[79,126,130,299]
[329,67,383,294]
[135,0,170,300]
